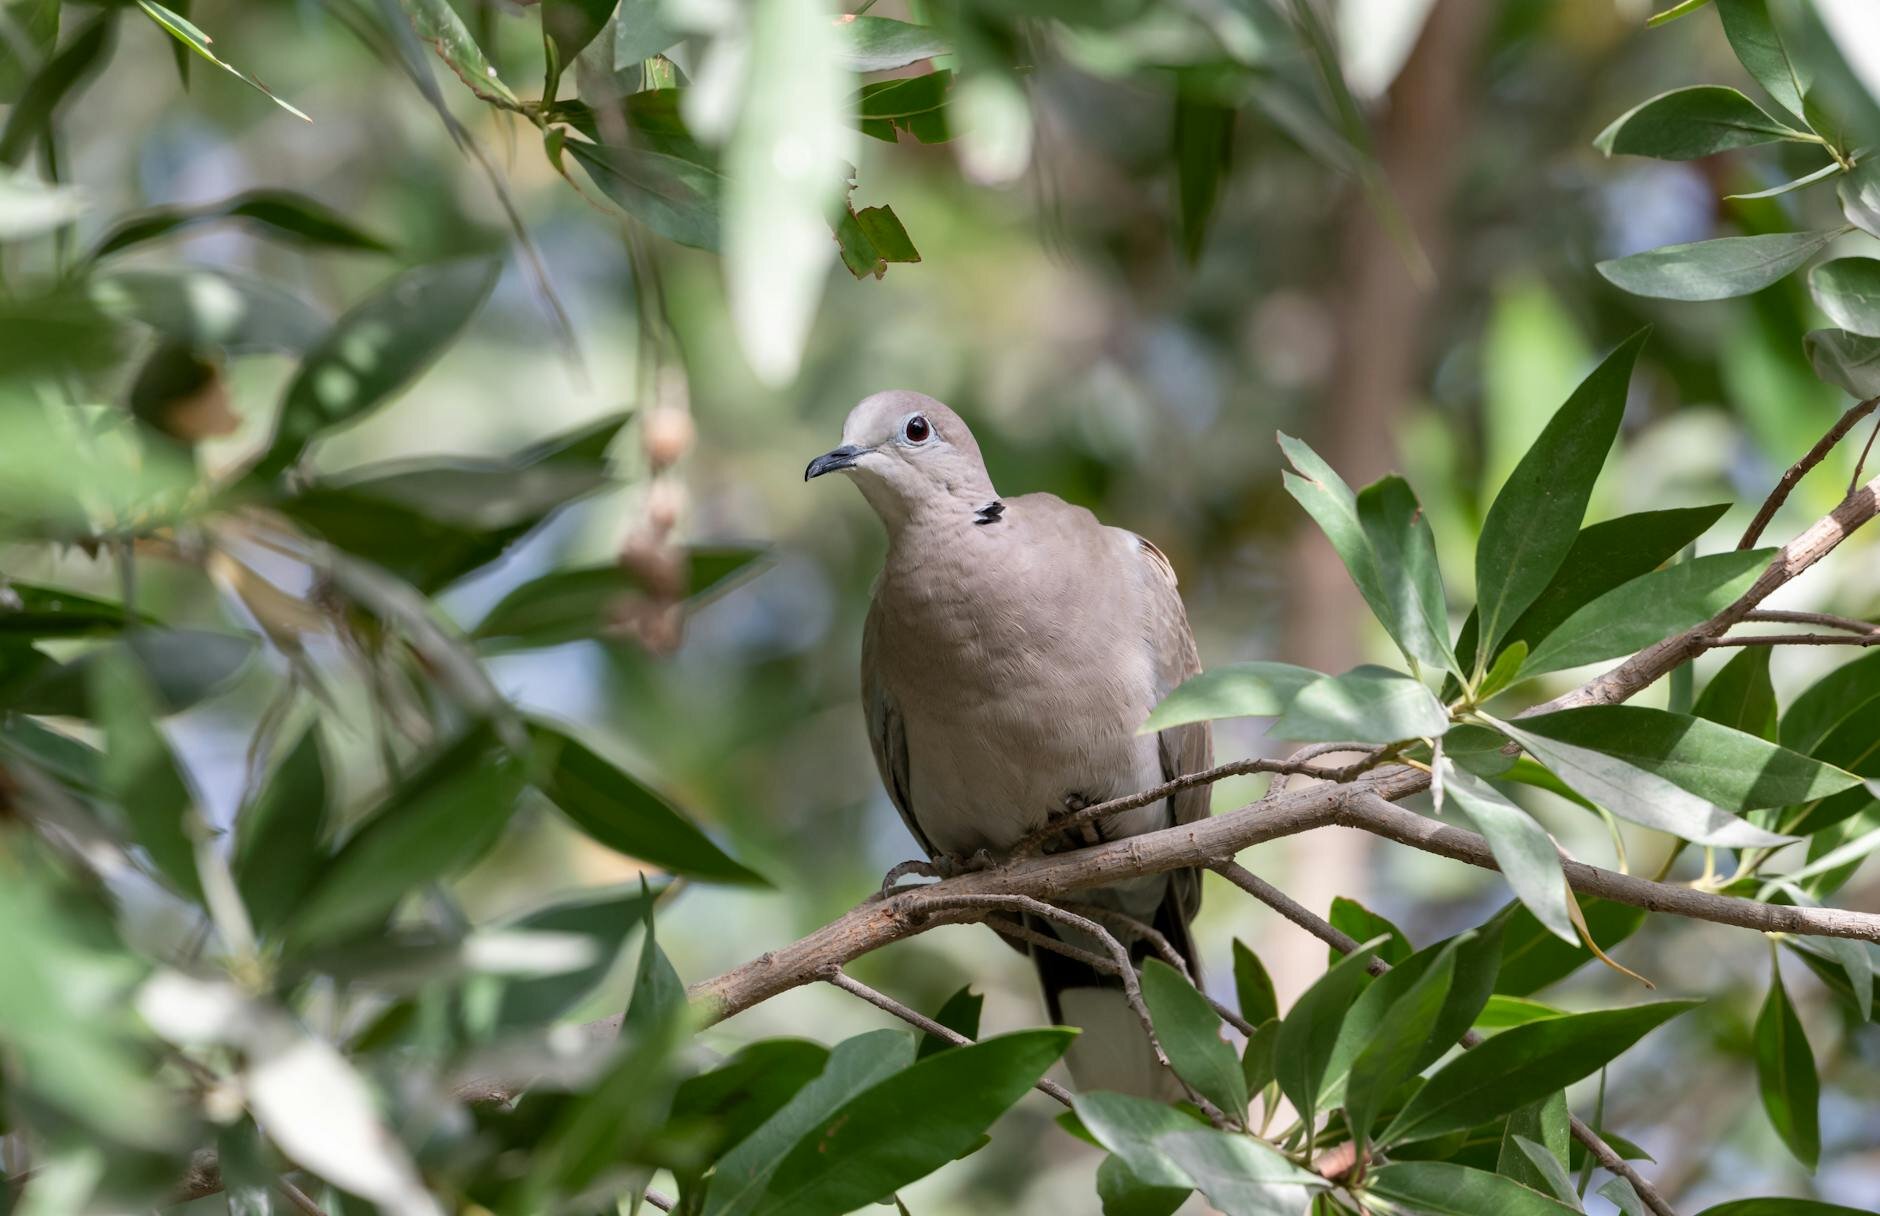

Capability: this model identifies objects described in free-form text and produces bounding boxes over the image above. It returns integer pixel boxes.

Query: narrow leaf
[1754,962,1820,1169]
[1381,1000,1698,1144]
[1595,86,1806,159]
[1140,959,1247,1119]
[1436,757,1575,943]
[1154,1129,1328,1216]
[1274,939,1382,1135]
[1270,665,1450,744]
[1598,230,1843,301]
[1519,549,1772,679]
[1357,474,1456,676]
[1365,1162,1580,1216]
[833,16,949,72]
[135,2,309,121]
[1278,432,1392,626]
[1232,939,1279,1026]
[1717,0,1808,119]
[1475,333,1645,657]
[1694,647,1778,741]
[1141,661,1321,733]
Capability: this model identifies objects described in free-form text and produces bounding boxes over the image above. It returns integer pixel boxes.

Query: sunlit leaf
[833,15,949,72]
[398,0,520,109]
[1271,665,1450,744]
[1141,660,1321,733]
[256,256,501,478]
[1475,333,1644,657]
[135,2,309,121]
[1435,757,1573,943]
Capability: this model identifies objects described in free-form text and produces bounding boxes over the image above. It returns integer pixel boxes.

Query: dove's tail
[1031,876,1199,1100]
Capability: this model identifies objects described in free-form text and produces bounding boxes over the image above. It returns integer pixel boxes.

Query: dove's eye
[904,415,931,444]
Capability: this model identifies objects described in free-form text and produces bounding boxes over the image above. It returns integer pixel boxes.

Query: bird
[806,389,1212,1097]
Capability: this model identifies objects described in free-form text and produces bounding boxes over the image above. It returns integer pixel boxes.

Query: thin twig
[1062,902,1259,1037]
[823,968,1075,1106]
[1738,396,1879,549]
[1705,632,1880,648]
[1216,862,1679,1216]
[1851,406,1880,496]
[1014,746,1387,856]
[1742,608,1879,633]
[907,892,1230,1126]
[274,1178,329,1216]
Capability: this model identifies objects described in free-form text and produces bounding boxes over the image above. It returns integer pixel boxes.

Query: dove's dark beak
[805,445,863,481]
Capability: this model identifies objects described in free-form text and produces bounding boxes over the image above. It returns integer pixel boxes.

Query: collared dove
[807,390,1212,1097]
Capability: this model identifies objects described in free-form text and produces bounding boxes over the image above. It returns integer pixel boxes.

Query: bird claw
[877,850,997,896]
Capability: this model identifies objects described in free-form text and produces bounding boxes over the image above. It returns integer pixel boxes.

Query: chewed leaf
[135,2,310,121]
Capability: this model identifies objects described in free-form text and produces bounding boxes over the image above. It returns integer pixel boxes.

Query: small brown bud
[643,407,695,470]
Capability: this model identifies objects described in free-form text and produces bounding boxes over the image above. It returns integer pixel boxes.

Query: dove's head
[805,390,997,528]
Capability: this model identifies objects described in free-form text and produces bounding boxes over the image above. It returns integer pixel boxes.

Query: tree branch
[1737,396,1878,550]
[1214,861,1679,1216]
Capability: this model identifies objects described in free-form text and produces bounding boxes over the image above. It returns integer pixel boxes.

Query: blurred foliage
[0,0,1879,1213]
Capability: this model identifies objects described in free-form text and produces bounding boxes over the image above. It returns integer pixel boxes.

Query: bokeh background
[20,0,1879,1209]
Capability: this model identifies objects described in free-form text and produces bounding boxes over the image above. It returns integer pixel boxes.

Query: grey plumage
[810,390,1212,1097]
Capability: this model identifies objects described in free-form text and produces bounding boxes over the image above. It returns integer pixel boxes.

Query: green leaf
[615,0,681,68]
[752,1030,1074,1216]
[135,2,309,121]
[834,203,922,280]
[1319,923,1501,1110]
[0,14,110,169]
[1724,160,1844,200]
[233,725,329,935]
[1357,474,1456,677]
[497,884,662,1030]
[1782,650,1880,753]
[531,721,766,886]
[623,890,686,1038]
[1476,642,1528,702]
[1694,647,1778,741]
[1498,1092,1571,1198]
[1495,898,1646,996]
[1140,958,1247,1119]
[1804,327,1880,397]
[1809,257,1880,337]
[1154,1129,1328,1215]
[89,267,329,355]
[1069,1092,1211,1190]
[1240,1018,1279,1094]
[1445,722,1517,778]
[1271,665,1450,744]
[1841,159,1880,238]
[834,16,949,72]
[1454,504,1728,678]
[1597,230,1843,301]
[1511,1136,1583,1209]
[1329,897,1414,965]
[671,1040,831,1163]
[543,0,615,67]
[1646,0,1714,27]
[1474,333,1644,658]
[90,648,200,900]
[564,137,722,251]
[1517,706,1860,812]
[289,726,526,948]
[1494,712,1795,847]
[1173,96,1234,263]
[255,257,501,478]
[1754,961,1819,1169]
[1436,758,1574,944]
[1095,1154,1188,1216]
[0,582,140,639]
[473,547,766,649]
[854,70,952,142]
[1141,661,1322,733]
[525,1009,686,1196]
[1343,939,1458,1153]
[399,0,520,109]
[1275,939,1381,1135]
[0,0,61,104]
[705,1030,916,1216]
[1599,1178,1650,1216]
[1279,433,1392,636]
[1519,549,1773,679]
[1380,1000,1696,1145]
[916,985,983,1058]
[1232,939,1279,1025]
[1717,0,1808,119]
[87,189,393,262]
[1595,86,1806,159]
[1363,1162,1580,1216]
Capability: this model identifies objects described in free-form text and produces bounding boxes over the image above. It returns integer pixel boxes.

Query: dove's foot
[877,849,998,896]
